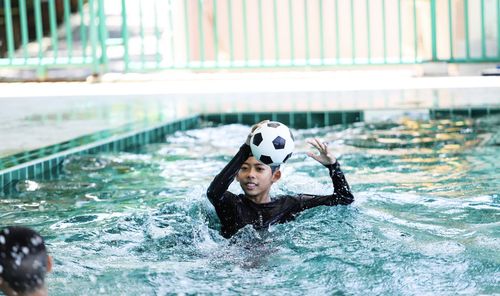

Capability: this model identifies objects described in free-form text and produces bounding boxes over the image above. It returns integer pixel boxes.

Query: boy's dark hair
[249,151,280,173]
[0,226,48,293]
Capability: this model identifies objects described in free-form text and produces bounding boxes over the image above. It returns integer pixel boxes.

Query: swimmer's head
[237,156,281,203]
[0,226,52,296]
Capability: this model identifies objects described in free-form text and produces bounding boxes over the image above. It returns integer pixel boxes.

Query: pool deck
[1,69,500,160]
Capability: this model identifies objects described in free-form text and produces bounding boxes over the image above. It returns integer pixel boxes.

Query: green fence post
[480,0,486,59]
[139,0,145,68]
[168,0,176,67]
[19,0,29,60]
[350,0,356,63]
[227,0,234,65]
[184,0,191,66]
[198,0,206,65]
[213,0,219,67]
[398,0,402,62]
[243,0,249,65]
[382,0,387,63]
[258,0,264,65]
[48,0,59,61]
[34,0,44,65]
[121,0,130,72]
[98,0,108,72]
[366,0,371,63]
[273,0,279,64]
[319,0,325,64]
[154,0,161,68]
[304,0,310,65]
[63,0,74,62]
[288,0,295,64]
[89,0,99,75]
[78,0,88,60]
[448,0,454,60]
[335,0,340,64]
[4,0,15,61]
[430,0,437,61]
[413,0,418,61]
[464,0,470,59]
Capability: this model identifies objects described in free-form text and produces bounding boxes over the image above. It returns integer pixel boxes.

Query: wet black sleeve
[206,144,251,205]
[298,162,354,209]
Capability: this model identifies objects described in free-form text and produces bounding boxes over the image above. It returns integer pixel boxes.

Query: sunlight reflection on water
[1,117,499,295]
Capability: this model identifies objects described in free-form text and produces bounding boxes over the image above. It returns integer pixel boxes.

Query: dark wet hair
[271,165,280,173]
[248,152,280,173]
[0,226,48,293]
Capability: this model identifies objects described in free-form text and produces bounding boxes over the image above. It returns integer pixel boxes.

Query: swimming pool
[1,117,499,295]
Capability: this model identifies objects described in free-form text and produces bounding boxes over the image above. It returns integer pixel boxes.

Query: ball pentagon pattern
[250,121,294,166]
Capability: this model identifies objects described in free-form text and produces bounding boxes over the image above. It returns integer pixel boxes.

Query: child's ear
[271,170,281,182]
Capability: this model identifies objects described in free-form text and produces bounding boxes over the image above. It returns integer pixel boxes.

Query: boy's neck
[247,193,271,204]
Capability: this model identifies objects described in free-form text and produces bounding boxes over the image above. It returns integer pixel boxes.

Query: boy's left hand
[307,138,337,165]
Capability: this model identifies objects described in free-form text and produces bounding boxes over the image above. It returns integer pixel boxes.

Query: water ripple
[1,118,499,295]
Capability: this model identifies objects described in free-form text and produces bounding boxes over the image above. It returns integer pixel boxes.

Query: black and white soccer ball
[250,121,294,166]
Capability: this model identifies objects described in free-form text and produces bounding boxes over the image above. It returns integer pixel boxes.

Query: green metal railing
[0,0,104,77]
[1,0,499,79]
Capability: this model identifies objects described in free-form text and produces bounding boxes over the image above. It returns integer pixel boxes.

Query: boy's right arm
[206,144,251,204]
[207,121,267,204]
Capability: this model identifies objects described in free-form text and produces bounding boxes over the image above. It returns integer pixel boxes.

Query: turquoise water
[1,117,499,295]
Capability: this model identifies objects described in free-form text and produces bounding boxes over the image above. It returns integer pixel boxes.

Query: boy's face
[236,157,280,199]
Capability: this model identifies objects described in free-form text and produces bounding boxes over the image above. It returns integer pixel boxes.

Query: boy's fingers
[314,138,324,150]
[309,140,322,152]
[314,138,327,152]
[306,152,319,161]
[307,138,321,148]
[308,138,332,156]
[322,142,329,152]
[308,138,328,154]
[322,141,328,151]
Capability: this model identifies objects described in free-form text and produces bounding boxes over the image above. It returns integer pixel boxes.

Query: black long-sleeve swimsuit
[206,144,354,238]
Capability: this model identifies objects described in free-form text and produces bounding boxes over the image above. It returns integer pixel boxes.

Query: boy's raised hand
[245,120,270,145]
[307,138,337,165]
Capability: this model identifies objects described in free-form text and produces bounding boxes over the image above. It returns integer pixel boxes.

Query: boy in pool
[0,226,53,296]
[207,121,354,238]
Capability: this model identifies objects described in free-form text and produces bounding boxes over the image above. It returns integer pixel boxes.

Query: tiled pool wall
[430,107,500,119]
[1,107,499,195]
[201,111,364,128]
[0,116,200,195]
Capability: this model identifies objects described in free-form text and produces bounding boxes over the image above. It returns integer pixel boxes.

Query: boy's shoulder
[221,191,246,204]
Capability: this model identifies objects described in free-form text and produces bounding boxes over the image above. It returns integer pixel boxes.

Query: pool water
[1,117,499,295]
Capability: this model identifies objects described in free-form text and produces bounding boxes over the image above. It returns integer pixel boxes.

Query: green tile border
[430,107,500,120]
[1,116,200,196]
[1,111,364,195]
[4,107,498,196]
[202,111,364,128]
[0,118,185,170]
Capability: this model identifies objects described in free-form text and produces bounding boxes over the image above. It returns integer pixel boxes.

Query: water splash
[1,118,499,295]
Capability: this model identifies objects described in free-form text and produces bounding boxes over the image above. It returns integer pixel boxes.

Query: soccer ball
[250,121,294,166]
